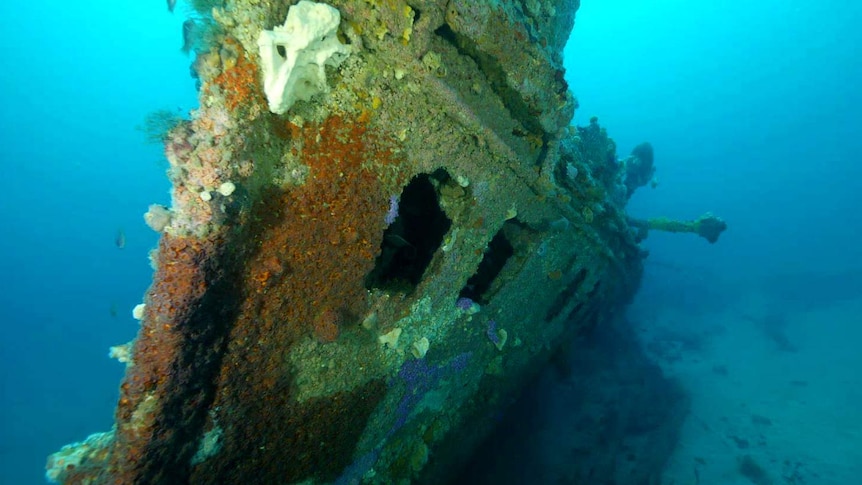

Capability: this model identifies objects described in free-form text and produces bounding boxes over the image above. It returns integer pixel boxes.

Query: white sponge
[257,1,349,114]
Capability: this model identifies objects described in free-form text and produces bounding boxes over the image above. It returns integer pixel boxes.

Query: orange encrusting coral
[314,307,344,343]
[210,40,263,112]
[62,111,406,484]
[108,233,226,484]
[188,113,407,483]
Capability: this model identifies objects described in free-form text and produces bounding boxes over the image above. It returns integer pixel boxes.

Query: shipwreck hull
[47,0,648,483]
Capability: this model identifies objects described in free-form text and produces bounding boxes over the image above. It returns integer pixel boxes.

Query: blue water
[567,0,862,276]
[1,1,860,484]
[1,3,197,484]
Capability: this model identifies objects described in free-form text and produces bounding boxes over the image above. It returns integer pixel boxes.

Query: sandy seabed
[633,279,862,485]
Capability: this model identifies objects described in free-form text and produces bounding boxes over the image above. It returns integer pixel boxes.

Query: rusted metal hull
[47,1,649,483]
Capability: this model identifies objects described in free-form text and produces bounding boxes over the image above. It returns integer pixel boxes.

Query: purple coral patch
[384,194,399,225]
[486,320,501,346]
[456,297,474,311]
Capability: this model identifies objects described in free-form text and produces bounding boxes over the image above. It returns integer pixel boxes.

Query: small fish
[115,228,126,249]
[384,234,412,248]
[167,0,177,13]
[181,19,195,54]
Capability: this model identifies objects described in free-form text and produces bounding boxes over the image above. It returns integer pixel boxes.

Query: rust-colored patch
[194,378,387,483]
[108,232,235,483]
[274,119,304,140]
[314,307,343,343]
[231,114,398,348]
[210,39,263,111]
[189,113,405,482]
[64,111,405,484]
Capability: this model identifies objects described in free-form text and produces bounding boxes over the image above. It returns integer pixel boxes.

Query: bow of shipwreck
[47,1,723,483]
